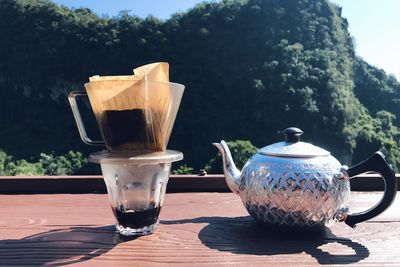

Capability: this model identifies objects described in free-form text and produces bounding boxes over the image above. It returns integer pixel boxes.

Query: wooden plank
[0,192,399,266]
[0,174,398,194]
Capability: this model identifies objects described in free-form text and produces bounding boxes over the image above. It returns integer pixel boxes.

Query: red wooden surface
[0,192,399,266]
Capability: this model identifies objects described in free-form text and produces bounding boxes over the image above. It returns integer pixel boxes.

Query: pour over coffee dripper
[68,78,185,152]
[68,63,185,236]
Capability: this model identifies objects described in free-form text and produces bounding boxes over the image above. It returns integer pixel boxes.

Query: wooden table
[0,192,399,266]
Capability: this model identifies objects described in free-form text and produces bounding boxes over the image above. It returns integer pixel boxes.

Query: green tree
[0,150,87,175]
[5,160,44,176]
[39,150,87,175]
[171,164,194,175]
[0,150,13,175]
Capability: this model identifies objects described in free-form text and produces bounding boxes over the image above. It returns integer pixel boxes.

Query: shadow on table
[161,216,369,265]
[0,225,135,266]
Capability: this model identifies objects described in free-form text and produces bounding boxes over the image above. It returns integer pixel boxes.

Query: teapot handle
[344,151,397,228]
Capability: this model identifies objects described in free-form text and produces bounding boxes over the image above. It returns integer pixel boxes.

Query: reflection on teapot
[213,127,397,230]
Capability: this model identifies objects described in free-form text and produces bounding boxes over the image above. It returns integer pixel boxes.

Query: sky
[51,0,400,80]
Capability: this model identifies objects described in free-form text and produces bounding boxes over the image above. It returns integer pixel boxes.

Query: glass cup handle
[68,91,105,146]
[344,151,397,228]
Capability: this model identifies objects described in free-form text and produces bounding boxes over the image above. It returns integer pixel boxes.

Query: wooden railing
[0,174,399,194]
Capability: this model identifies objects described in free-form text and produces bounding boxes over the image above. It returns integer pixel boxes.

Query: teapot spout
[212,141,241,194]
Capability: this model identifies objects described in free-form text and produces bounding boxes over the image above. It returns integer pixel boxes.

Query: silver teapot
[213,127,397,230]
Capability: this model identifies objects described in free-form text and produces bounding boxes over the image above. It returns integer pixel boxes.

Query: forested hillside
[1,0,400,173]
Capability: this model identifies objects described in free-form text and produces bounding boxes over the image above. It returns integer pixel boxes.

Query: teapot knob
[283,127,303,143]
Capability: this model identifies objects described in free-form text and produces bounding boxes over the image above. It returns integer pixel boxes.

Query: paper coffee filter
[133,62,171,117]
[89,75,144,82]
[85,77,146,112]
[88,62,169,83]
[133,62,169,82]
[84,62,183,151]
[87,62,169,105]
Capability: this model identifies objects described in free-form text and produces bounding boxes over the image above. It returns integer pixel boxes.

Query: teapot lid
[258,127,330,158]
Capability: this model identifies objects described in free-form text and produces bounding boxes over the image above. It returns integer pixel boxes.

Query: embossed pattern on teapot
[239,154,349,230]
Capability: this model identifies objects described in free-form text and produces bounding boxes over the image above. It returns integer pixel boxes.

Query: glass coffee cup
[89,150,183,236]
